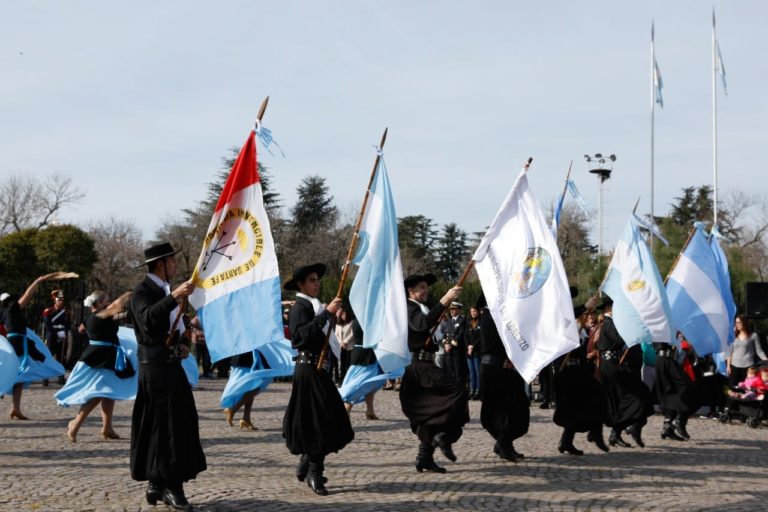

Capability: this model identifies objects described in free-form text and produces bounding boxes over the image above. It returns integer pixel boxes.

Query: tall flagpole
[650,20,656,253]
[712,8,719,228]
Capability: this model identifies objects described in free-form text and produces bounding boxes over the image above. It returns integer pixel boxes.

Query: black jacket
[289,296,332,355]
[407,299,445,353]
[129,275,181,363]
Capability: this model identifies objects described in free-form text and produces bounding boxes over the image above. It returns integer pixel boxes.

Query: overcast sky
[2,1,766,250]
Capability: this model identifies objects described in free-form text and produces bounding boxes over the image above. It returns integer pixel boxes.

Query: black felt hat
[596,295,614,310]
[283,263,327,291]
[475,292,487,310]
[137,242,177,269]
[570,286,579,299]
[404,273,437,289]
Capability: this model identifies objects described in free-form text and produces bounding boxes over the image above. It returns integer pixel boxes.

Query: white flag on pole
[473,168,579,383]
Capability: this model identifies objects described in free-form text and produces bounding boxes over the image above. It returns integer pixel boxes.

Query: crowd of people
[2,243,767,511]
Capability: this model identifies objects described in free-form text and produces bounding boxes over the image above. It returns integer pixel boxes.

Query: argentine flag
[602,215,674,347]
[189,130,284,362]
[666,224,735,355]
[348,155,409,373]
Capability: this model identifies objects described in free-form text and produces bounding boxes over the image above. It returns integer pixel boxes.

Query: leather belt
[564,359,582,367]
[413,350,436,363]
[656,349,674,358]
[601,350,620,362]
[296,351,320,366]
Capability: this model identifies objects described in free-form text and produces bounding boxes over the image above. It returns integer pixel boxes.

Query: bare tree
[0,173,85,234]
[87,217,144,297]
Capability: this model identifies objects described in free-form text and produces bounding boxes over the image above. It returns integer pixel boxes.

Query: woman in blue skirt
[0,272,72,420]
[339,318,403,419]
[222,349,271,430]
[56,290,136,442]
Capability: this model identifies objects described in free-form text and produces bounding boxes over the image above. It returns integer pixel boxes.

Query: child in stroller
[721,363,768,428]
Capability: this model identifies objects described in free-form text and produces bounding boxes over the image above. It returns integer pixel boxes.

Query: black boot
[296,454,310,482]
[626,424,645,448]
[432,432,457,462]
[145,481,163,505]
[674,416,690,440]
[493,440,519,461]
[558,430,583,455]
[587,428,609,452]
[661,419,685,441]
[415,442,446,473]
[162,484,192,511]
[609,429,631,448]
[307,458,328,496]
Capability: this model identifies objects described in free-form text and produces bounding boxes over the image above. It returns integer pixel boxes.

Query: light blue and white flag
[652,22,664,108]
[713,9,728,96]
[602,215,674,347]
[474,167,579,383]
[348,153,409,374]
[550,179,589,239]
[666,224,734,355]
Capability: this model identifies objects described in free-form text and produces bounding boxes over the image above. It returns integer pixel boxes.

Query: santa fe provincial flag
[472,169,579,383]
[189,130,283,362]
[602,215,674,347]
[348,156,409,373]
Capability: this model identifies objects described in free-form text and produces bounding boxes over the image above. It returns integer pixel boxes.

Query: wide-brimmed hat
[570,286,579,299]
[136,242,178,269]
[404,273,436,289]
[596,295,613,310]
[284,263,327,291]
[475,292,487,310]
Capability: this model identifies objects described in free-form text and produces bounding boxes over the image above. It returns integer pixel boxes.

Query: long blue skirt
[16,329,65,384]
[55,335,139,407]
[117,326,199,387]
[0,336,20,395]
[339,363,404,405]
[220,339,296,408]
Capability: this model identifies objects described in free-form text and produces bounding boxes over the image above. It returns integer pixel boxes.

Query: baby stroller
[719,388,766,429]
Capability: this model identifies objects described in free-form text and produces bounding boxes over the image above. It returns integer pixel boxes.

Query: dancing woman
[56,290,136,442]
[0,272,72,420]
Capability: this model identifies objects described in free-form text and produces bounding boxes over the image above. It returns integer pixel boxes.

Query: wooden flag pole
[423,260,475,349]
[165,96,271,348]
[316,128,389,371]
[663,226,697,285]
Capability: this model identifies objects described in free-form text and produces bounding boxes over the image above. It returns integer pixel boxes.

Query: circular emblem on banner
[195,208,265,290]
[511,247,552,298]
[627,280,646,292]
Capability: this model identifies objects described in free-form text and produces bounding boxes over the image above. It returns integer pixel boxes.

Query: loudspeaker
[745,282,768,318]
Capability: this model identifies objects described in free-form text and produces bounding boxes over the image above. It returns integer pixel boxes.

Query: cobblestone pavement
[1,378,766,511]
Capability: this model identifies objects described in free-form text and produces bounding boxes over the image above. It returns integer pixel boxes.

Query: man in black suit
[439,302,468,383]
[399,273,466,473]
[597,296,653,449]
[129,242,206,511]
[281,263,352,496]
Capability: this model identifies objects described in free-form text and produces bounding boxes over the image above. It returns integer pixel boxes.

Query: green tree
[33,224,97,278]
[290,175,338,232]
[436,223,469,282]
[0,229,40,286]
[398,215,438,274]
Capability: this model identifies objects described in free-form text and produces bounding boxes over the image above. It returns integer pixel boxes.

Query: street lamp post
[584,153,616,260]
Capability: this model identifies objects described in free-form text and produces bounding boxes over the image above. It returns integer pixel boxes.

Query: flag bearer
[129,242,206,511]
[282,263,353,496]
[399,273,466,473]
